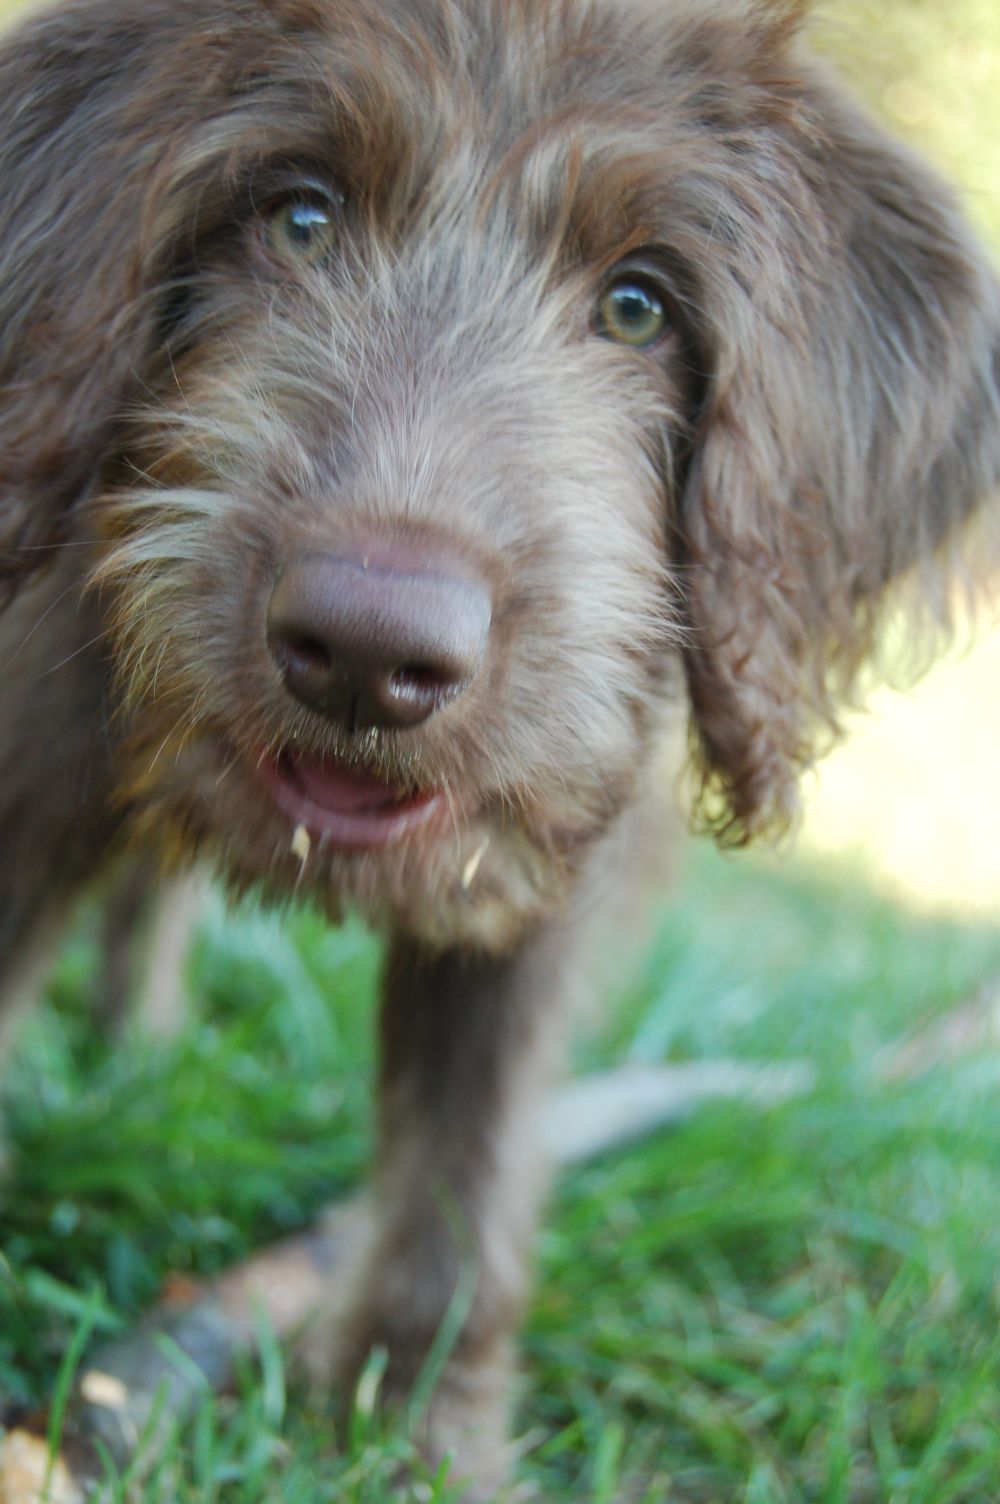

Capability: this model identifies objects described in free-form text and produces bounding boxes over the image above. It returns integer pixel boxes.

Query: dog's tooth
[291,823,312,866]
[462,838,490,891]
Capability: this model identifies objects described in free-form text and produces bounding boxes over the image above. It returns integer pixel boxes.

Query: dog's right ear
[0,0,259,591]
[673,50,1000,846]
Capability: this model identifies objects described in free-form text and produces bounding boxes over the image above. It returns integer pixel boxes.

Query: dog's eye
[261,195,338,268]
[596,278,669,349]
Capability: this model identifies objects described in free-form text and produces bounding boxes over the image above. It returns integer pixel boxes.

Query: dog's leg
[93,861,206,1036]
[335,916,582,1497]
[0,559,122,1030]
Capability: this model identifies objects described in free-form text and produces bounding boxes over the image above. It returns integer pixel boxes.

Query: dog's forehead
[178,0,805,271]
[271,0,803,126]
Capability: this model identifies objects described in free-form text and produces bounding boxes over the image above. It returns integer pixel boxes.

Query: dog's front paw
[400,1368,513,1503]
[319,1320,515,1501]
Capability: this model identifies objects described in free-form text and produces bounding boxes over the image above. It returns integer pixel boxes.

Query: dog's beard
[112,709,614,950]
[94,559,669,947]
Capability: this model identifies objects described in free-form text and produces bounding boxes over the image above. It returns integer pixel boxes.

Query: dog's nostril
[266,547,492,731]
[391,665,459,699]
[280,633,333,675]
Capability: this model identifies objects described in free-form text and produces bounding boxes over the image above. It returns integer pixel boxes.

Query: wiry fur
[1,0,999,1494]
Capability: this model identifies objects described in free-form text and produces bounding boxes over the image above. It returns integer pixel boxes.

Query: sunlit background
[802,0,1000,916]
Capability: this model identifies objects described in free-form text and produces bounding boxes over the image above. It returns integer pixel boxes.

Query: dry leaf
[0,1432,81,1504]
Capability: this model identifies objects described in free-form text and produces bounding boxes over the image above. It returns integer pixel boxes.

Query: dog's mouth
[260,751,446,850]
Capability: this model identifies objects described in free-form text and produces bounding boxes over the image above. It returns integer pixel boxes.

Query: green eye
[262,197,338,268]
[596,278,669,348]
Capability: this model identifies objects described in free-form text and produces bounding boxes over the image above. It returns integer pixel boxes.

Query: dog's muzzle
[259,536,492,850]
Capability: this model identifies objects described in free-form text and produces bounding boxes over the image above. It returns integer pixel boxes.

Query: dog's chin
[258,750,451,851]
[122,731,575,950]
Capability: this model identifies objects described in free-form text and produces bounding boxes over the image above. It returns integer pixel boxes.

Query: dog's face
[97,0,707,946]
[2,0,999,947]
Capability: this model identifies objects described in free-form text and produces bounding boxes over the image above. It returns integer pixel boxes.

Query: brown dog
[1,0,999,1494]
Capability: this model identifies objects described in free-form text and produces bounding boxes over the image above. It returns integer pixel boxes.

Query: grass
[3,0,1000,1500]
[6,851,1000,1501]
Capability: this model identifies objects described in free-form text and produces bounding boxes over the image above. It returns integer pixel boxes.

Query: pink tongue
[291,758,404,813]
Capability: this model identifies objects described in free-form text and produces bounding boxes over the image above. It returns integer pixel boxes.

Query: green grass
[6,846,1000,1502]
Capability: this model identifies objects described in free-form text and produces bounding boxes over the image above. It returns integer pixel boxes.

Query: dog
[1,0,998,1495]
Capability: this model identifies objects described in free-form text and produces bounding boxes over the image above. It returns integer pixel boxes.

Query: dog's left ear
[679,60,1000,844]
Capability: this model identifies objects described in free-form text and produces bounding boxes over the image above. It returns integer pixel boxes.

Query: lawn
[2,2,1000,1502]
[7,851,1000,1503]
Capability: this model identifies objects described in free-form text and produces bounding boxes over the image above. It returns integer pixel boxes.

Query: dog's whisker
[0,579,80,674]
[38,628,110,679]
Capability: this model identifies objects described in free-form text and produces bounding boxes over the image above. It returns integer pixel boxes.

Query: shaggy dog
[1,0,998,1493]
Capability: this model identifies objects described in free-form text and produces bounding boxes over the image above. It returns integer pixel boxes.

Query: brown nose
[266,546,492,730]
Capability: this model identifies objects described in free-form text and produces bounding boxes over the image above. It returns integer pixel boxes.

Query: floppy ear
[679,60,1000,844]
[0,0,262,590]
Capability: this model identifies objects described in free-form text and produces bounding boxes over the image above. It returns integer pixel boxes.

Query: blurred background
[803,0,1000,917]
[1,2,1000,1502]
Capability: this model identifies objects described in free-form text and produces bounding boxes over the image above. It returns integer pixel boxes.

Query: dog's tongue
[291,757,405,813]
[261,752,443,849]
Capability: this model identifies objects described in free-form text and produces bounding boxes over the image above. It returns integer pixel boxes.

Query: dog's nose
[266,546,492,730]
